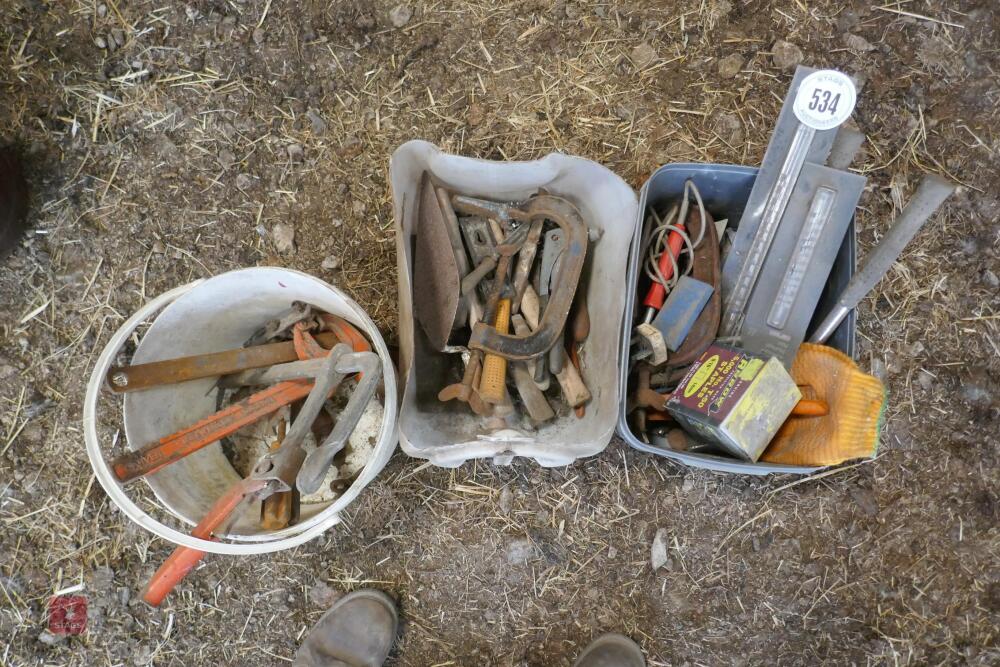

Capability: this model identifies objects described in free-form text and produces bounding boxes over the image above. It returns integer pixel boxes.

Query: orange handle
[642,224,685,311]
[320,314,371,353]
[142,478,267,606]
[142,545,208,607]
[111,379,313,482]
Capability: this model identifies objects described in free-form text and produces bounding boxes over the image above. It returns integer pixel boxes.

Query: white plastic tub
[390,141,638,467]
[83,267,398,555]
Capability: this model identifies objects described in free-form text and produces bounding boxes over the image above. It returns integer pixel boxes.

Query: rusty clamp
[467,194,588,361]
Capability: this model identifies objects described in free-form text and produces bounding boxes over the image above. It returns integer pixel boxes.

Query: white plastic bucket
[390,141,638,467]
[83,267,398,555]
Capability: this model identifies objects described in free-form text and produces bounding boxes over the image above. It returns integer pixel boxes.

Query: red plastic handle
[642,224,685,311]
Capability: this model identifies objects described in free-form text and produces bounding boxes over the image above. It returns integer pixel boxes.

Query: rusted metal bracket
[468,194,588,361]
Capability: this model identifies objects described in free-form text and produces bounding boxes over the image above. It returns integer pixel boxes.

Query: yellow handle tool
[479,298,512,404]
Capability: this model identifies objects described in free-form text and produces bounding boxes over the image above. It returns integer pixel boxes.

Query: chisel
[810,174,956,343]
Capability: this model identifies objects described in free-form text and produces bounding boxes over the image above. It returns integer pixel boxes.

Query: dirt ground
[2,1,998,665]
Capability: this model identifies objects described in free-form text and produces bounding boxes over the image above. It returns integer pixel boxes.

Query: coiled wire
[643,180,708,294]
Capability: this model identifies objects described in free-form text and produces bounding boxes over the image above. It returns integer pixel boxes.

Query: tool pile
[413,174,593,427]
[104,301,383,605]
[626,67,955,466]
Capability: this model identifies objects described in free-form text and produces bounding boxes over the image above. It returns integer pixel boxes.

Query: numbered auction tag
[793,69,856,131]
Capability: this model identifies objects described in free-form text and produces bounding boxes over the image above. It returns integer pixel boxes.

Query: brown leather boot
[573,633,646,667]
[293,589,398,667]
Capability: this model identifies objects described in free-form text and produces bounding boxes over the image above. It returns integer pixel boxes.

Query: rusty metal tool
[459,216,498,302]
[508,315,554,422]
[220,357,329,388]
[469,194,588,362]
[462,256,497,296]
[142,344,353,607]
[569,292,590,418]
[244,301,314,347]
[451,194,519,229]
[111,326,332,483]
[105,332,340,393]
[437,224,528,414]
[260,420,292,530]
[415,174,466,350]
[436,185,482,325]
[538,227,567,375]
[511,314,549,392]
[437,353,491,416]
[297,350,382,494]
[511,218,545,313]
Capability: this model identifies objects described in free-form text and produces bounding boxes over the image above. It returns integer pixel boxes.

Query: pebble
[97,3,107,17]
[272,223,296,254]
[331,217,344,228]
[961,375,994,408]
[92,566,115,592]
[321,254,342,271]
[981,269,999,289]
[111,28,125,48]
[309,581,341,608]
[505,538,536,565]
[870,357,888,383]
[252,27,265,45]
[38,630,64,646]
[498,486,513,515]
[287,143,304,162]
[235,173,254,190]
[650,527,669,571]
[389,4,413,28]
[843,33,875,52]
[151,240,166,254]
[771,40,804,69]
[94,35,107,49]
[217,148,236,170]
[631,42,657,69]
[306,109,327,135]
[717,53,744,78]
[850,487,879,516]
[467,102,485,127]
[917,370,934,391]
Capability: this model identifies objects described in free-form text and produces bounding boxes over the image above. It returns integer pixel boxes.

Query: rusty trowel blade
[414,173,462,351]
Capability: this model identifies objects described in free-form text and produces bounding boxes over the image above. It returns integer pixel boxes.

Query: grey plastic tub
[616,163,856,475]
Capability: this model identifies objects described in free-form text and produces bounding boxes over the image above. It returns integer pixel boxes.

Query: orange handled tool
[642,222,685,318]
[111,321,370,483]
[112,379,313,482]
[143,342,356,606]
[142,476,269,606]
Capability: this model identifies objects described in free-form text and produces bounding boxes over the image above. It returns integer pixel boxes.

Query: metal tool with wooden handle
[479,298,512,404]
